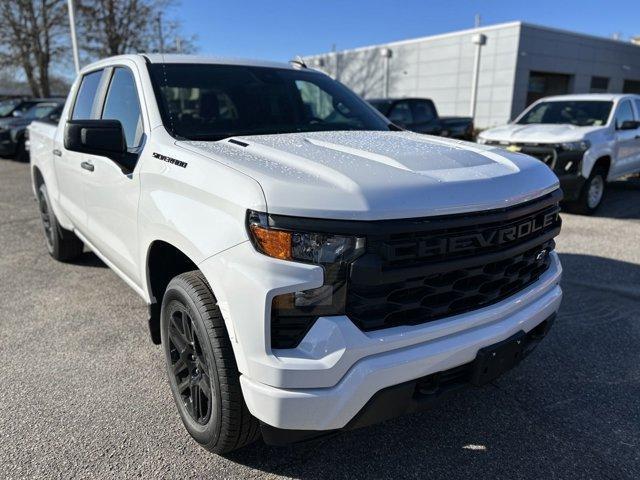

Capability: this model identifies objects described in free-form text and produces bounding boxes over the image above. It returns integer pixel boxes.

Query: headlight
[247,210,364,264]
[247,210,365,349]
[560,140,590,151]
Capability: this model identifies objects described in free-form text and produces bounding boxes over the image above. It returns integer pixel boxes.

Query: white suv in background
[478,94,640,214]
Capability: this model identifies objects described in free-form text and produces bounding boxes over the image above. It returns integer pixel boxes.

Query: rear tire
[37,183,84,261]
[565,166,607,215]
[161,271,260,454]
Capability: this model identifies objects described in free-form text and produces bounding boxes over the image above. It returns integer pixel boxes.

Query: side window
[411,101,436,124]
[614,100,635,129]
[388,101,413,125]
[72,70,103,120]
[102,68,143,149]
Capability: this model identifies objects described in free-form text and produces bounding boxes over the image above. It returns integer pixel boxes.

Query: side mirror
[618,120,640,130]
[64,119,126,159]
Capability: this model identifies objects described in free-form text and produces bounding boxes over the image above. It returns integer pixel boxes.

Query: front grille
[518,145,557,168]
[346,192,561,331]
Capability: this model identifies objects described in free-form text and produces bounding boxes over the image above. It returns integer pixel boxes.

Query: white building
[303,22,640,128]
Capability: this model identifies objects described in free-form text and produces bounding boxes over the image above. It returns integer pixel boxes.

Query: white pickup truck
[478,94,640,214]
[29,54,563,454]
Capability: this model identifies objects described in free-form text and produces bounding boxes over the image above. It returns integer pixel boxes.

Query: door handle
[52,149,62,157]
[81,161,94,172]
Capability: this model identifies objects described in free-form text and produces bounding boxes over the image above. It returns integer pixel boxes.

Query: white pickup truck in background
[28,54,562,454]
[478,94,640,214]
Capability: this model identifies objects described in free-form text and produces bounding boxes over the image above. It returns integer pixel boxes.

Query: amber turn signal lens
[249,224,292,260]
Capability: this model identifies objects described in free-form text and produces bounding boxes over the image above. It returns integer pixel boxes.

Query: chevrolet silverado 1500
[29,54,562,453]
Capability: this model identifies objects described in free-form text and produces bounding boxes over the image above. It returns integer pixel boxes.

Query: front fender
[137,140,267,300]
[581,135,615,179]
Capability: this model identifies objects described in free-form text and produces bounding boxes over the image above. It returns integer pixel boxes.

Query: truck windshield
[147,63,390,141]
[517,100,613,127]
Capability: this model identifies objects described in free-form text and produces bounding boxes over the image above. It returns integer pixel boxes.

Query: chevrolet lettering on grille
[384,210,559,261]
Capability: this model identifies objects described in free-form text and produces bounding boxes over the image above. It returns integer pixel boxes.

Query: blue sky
[171,0,640,61]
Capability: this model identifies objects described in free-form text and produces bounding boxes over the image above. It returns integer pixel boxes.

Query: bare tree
[0,0,69,97]
[76,0,196,59]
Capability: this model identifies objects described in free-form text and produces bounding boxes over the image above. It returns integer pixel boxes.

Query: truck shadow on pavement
[592,177,640,220]
[72,251,109,268]
[223,252,640,480]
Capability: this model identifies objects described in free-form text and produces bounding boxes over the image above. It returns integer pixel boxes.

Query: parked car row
[0,97,64,162]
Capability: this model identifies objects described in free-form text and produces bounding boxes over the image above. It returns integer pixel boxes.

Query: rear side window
[72,70,103,119]
[388,101,413,125]
[101,68,143,149]
[412,101,436,123]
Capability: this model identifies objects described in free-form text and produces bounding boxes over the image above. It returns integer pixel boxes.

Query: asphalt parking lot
[1,159,639,479]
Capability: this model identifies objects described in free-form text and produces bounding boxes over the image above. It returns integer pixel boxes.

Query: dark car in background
[0,97,50,119]
[369,97,474,140]
[0,100,63,162]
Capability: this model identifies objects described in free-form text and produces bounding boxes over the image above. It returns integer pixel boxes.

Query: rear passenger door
[81,65,146,285]
[54,69,104,230]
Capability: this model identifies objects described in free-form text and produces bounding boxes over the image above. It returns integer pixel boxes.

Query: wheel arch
[583,153,612,180]
[32,165,45,194]
[145,239,200,344]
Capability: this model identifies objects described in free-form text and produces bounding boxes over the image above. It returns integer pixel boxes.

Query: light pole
[380,47,392,97]
[67,0,80,74]
[157,14,164,53]
[469,33,486,119]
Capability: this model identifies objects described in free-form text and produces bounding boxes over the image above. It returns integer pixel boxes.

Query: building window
[590,76,609,93]
[527,71,572,106]
[623,79,640,94]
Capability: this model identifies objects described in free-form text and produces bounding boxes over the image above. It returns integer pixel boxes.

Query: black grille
[518,145,557,168]
[346,193,561,331]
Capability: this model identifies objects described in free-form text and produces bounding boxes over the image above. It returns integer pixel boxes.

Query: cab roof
[539,93,640,102]
[79,54,309,76]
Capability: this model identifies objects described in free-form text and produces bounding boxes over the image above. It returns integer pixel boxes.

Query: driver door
[81,65,145,286]
[612,100,640,177]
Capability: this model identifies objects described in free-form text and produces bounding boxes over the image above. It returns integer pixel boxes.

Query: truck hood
[178,131,559,220]
[481,123,604,144]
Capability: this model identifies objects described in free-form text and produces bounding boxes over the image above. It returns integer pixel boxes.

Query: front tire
[566,166,607,215]
[37,183,84,261]
[160,271,260,454]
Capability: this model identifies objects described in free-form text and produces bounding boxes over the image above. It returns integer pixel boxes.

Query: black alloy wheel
[167,307,212,425]
[160,271,260,453]
[38,186,55,252]
[36,183,84,261]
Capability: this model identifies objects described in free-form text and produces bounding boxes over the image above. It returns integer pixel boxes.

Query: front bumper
[500,144,586,202]
[200,244,562,432]
[261,313,555,445]
[557,174,586,202]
